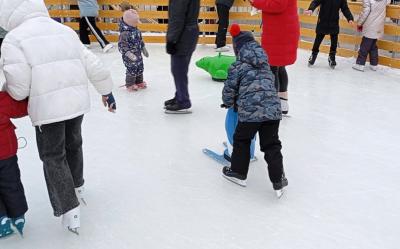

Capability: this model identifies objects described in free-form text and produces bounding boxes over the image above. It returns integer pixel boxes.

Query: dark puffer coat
[308,0,354,34]
[222,41,282,122]
[167,0,200,55]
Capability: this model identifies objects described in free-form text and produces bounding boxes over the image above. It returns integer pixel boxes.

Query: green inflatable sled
[196,53,236,82]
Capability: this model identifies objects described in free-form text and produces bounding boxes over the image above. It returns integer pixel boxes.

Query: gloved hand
[220,104,229,109]
[102,92,116,113]
[166,42,177,55]
[142,46,149,58]
[357,25,363,32]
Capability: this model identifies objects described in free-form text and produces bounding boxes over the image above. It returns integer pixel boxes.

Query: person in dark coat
[0,92,28,238]
[165,0,200,113]
[221,24,288,198]
[215,0,234,52]
[305,0,354,68]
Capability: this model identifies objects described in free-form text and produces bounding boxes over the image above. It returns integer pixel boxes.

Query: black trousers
[215,4,230,48]
[35,115,84,217]
[356,37,378,66]
[0,38,3,57]
[312,33,338,56]
[0,156,28,218]
[270,66,288,93]
[79,16,109,48]
[171,54,192,108]
[231,121,284,183]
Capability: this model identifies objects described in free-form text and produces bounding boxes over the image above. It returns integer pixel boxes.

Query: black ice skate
[308,53,317,67]
[222,166,247,187]
[164,97,176,109]
[273,176,288,199]
[165,102,192,114]
[328,55,337,69]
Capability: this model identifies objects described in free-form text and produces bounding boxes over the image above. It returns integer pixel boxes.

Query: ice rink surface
[1,44,400,249]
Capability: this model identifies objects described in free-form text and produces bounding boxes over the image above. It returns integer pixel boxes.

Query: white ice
[2,44,400,249]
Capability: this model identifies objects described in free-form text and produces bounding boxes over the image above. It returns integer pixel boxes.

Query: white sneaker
[369,65,378,71]
[215,46,230,53]
[75,186,87,206]
[280,98,289,115]
[103,44,114,53]
[352,64,365,72]
[62,206,80,235]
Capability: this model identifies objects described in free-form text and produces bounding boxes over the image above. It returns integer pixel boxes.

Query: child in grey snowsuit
[118,9,149,91]
[221,24,288,198]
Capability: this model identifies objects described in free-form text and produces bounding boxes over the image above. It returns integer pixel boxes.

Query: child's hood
[0,0,49,32]
[238,41,269,68]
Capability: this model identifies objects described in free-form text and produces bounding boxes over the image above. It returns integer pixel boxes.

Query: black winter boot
[328,54,337,69]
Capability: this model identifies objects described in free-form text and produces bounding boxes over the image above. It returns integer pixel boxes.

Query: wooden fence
[44,0,400,68]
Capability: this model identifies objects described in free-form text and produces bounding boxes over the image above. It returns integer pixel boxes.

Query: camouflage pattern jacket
[118,20,144,76]
[222,41,282,122]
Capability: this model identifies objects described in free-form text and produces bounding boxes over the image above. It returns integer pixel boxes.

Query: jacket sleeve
[1,41,31,101]
[341,0,354,22]
[167,0,189,43]
[0,93,28,119]
[81,45,113,95]
[222,64,240,107]
[252,0,289,14]
[357,0,371,24]
[308,0,322,11]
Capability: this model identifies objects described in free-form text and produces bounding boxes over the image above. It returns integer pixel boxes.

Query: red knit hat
[229,23,241,37]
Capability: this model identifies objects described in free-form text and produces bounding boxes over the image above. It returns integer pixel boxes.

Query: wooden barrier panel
[45,0,400,68]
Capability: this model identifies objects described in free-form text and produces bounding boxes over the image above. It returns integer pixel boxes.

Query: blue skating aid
[202,149,230,166]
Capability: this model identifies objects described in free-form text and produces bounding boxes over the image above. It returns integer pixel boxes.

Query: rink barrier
[45,0,400,68]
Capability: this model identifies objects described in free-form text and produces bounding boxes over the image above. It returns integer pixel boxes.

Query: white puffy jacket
[0,0,113,126]
[357,0,391,39]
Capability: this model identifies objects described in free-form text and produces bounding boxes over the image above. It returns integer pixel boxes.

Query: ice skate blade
[68,227,79,235]
[165,109,192,114]
[223,174,247,187]
[80,198,87,206]
[308,63,314,67]
[275,189,285,199]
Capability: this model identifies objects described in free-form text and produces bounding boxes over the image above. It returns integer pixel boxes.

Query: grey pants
[356,37,378,66]
[35,115,84,217]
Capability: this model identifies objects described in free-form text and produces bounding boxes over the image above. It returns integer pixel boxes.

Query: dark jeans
[312,33,338,56]
[79,16,109,48]
[215,4,230,48]
[0,156,28,218]
[356,37,378,66]
[35,115,84,217]
[231,121,284,183]
[270,66,288,93]
[171,54,192,108]
[126,73,144,86]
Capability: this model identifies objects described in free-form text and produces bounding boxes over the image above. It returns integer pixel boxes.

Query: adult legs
[215,4,230,48]
[65,116,84,188]
[171,54,192,108]
[36,121,79,217]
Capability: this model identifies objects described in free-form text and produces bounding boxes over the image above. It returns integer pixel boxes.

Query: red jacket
[252,0,300,66]
[0,92,28,160]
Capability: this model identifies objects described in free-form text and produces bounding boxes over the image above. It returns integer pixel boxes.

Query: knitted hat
[123,9,139,27]
[229,24,255,55]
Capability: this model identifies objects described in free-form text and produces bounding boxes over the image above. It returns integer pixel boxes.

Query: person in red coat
[250,0,300,115]
[0,91,28,238]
